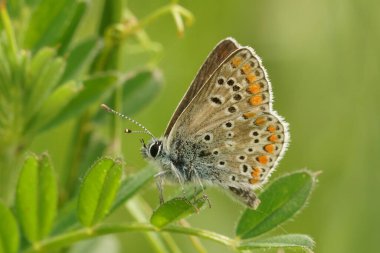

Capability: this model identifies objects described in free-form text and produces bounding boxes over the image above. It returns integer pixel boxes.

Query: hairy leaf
[151,197,206,228]
[0,202,19,253]
[238,234,315,252]
[77,157,122,226]
[15,153,58,242]
[236,170,316,239]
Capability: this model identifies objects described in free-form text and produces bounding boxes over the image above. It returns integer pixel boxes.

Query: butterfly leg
[170,163,185,190]
[175,187,208,213]
[191,169,212,208]
[200,194,212,208]
[154,171,167,204]
[228,186,261,209]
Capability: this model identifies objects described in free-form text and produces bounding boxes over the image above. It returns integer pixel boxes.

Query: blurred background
[2,0,379,252]
[120,1,379,252]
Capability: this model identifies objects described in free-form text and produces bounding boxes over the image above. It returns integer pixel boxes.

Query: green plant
[0,0,317,252]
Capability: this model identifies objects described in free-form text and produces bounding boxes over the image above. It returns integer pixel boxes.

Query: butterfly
[102,38,289,209]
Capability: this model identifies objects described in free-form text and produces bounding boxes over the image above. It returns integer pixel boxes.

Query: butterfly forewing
[166,45,289,191]
[164,38,239,136]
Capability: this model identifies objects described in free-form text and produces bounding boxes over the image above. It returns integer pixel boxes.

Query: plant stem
[125,4,173,36]
[22,223,237,253]
[124,3,193,37]
[94,3,174,71]
[160,233,183,253]
[126,197,170,253]
[94,2,192,72]
[164,225,235,248]
[126,196,184,253]
[179,220,208,253]
[0,0,19,63]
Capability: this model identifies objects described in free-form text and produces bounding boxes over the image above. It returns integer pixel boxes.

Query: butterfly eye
[149,141,162,158]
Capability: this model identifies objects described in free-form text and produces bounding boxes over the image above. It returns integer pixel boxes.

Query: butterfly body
[140,38,289,209]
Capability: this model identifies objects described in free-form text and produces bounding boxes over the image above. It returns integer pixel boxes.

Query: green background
[29,0,379,252]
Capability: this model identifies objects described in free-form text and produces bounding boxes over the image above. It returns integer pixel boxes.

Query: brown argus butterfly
[102,38,289,209]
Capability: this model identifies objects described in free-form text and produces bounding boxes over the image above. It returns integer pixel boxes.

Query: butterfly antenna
[101,104,155,139]
[125,128,152,135]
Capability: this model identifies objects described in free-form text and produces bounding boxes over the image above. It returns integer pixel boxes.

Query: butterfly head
[141,139,163,160]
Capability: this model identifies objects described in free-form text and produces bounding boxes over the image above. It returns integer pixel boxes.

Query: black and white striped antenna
[101,104,155,139]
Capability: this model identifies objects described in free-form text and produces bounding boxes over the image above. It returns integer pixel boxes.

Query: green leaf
[0,202,19,253]
[76,136,108,180]
[77,157,122,227]
[38,154,59,237]
[51,197,79,235]
[15,154,39,242]
[121,70,163,115]
[25,47,56,90]
[238,234,315,252]
[98,0,123,35]
[150,197,206,228]
[41,73,118,131]
[111,166,156,211]
[15,153,58,242]
[236,170,316,239]
[60,121,108,200]
[57,1,88,55]
[53,166,153,234]
[61,37,100,82]
[26,56,66,117]
[23,0,84,51]
[27,80,80,133]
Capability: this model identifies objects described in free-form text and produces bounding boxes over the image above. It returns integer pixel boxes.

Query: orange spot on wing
[268,135,278,142]
[247,83,261,94]
[264,144,275,154]
[249,178,259,184]
[249,95,263,106]
[253,167,261,176]
[242,64,252,74]
[255,116,266,125]
[267,125,276,133]
[250,168,262,184]
[231,57,242,67]
[243,112,256,119]
[257,156,268,164]
[246,73,257,83]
